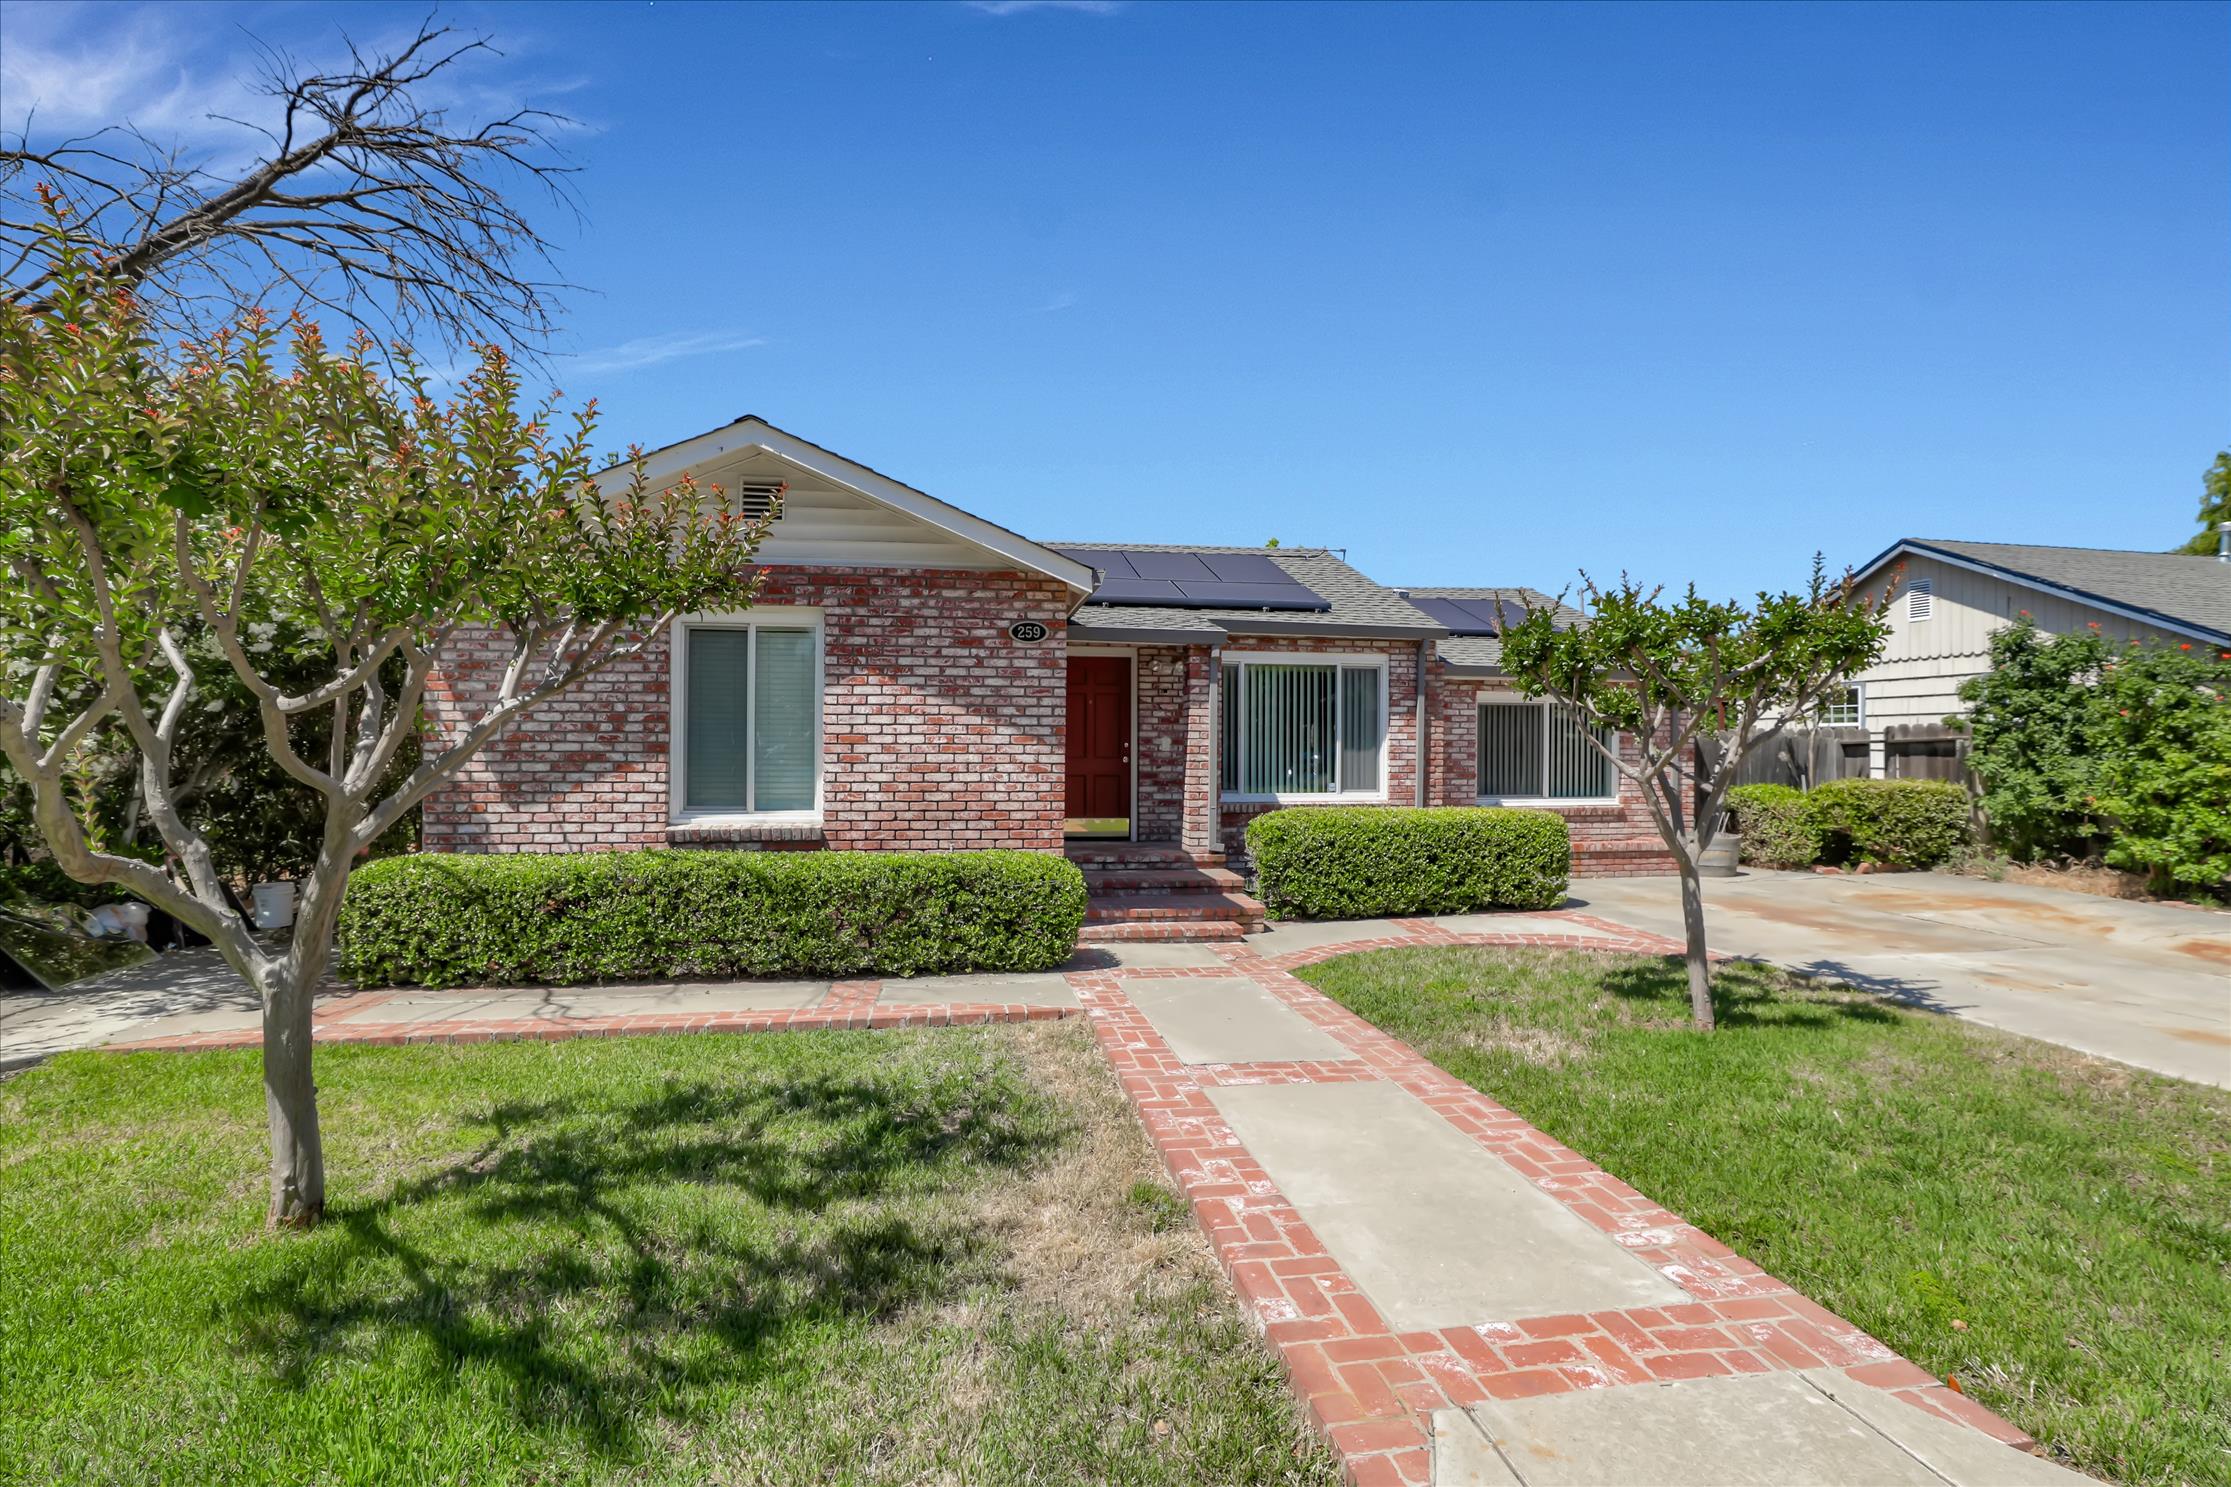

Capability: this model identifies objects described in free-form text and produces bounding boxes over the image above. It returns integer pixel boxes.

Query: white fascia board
[593,417,1097,595]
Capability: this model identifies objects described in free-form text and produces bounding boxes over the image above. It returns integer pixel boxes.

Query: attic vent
[731,479,787,521]
[1906,578,1933,622]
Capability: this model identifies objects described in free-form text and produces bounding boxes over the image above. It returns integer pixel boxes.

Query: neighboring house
[1841,538,2231,769]
[423,417,1674,935]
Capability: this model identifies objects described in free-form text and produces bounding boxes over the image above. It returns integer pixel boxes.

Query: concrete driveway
[1572,870,2231,1088]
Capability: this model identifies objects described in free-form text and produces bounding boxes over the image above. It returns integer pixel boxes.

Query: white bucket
[251,881,297,930]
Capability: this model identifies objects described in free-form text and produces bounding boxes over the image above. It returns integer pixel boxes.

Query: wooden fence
[1882,723,1970,784]
[1698,727,1871,793]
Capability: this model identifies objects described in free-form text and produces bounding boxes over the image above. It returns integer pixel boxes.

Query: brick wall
[421,566,1072,854]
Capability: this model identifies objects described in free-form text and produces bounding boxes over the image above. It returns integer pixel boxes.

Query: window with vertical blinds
[678,617,820,815]
[1220,660,1385,797]
[1477,700,1614,801]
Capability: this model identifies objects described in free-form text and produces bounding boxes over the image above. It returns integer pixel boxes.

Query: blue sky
[4,0,2225,596]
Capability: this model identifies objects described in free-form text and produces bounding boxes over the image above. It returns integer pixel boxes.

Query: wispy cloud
[1026,290,1079,314]
[566,329,767,376]
[0,3,261,142]
[0,2,599,155]
[965,1,1125,16]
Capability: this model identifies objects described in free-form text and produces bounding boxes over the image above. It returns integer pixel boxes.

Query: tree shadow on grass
[1597,957,1903,1032]
[226,1066,1064,1461]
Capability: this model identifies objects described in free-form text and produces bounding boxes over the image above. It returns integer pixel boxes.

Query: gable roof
[1403,586,1580,674]
[1853,539,2231,645]
[593,415,1096,594]
[1054,543,1447,642]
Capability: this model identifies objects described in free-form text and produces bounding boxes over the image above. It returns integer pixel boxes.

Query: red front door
[1065,655,1131,836]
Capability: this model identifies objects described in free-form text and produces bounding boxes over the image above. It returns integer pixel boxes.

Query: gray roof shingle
[1055,543,1448,642]
[1876,540,2231,644]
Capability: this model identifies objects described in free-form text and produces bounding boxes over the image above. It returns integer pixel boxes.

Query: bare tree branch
[0,19,578,356]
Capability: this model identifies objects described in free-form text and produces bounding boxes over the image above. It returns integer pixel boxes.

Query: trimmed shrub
[335,849,1087,987]
[1724,784,1822,869]
[1246,806,1569,920]
[1809,779,1970,870]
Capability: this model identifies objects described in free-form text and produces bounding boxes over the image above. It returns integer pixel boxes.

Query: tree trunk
[261,972,325,1227]
[1675,855,1716,1030]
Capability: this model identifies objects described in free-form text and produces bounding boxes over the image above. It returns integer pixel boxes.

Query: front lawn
[1297,947,2231,1487]
[0,1026,1336,1486]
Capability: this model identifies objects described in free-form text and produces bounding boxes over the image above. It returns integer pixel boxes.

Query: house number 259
[1007,620,1049,644]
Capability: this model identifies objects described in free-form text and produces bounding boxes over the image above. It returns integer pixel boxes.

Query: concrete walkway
[1074,927,2091,1486]
[1572,870,2231,1088]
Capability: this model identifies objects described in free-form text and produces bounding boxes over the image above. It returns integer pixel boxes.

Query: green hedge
[1722,779,1969,871]
[1246,806,1570,919]
[335,849,1087,987]
[1724,784,1823,869]
[1810,778,1970,870]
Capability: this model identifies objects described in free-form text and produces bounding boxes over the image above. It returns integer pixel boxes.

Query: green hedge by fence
[1723,778,1968,871]
[1245,806,1570,920]
[335,849,1088,987]
[1809,778,1970,870]
[1724,784,1823,869]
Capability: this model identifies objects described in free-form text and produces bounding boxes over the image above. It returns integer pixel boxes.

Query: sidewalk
[23,909,2093,1485]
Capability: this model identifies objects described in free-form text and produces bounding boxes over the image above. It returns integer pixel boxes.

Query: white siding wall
[1853,554,2171,767]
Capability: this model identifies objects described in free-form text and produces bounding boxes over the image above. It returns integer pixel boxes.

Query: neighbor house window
[673,611,822,816]
[1220,657,1386,798]
[1820,684,1864,727]
[1477,698,1615,802]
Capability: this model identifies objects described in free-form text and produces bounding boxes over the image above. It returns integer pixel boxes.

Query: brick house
[424,418,1673,936]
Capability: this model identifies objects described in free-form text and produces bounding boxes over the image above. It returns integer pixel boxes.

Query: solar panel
[1172,581,1326,608]
[1060,547,1332,613]
[1090,577,1187,604]
[1127,549,1218,581]
[1200,552,1289,584]
[1413,597,1494,634]
[1412,596,1543,635]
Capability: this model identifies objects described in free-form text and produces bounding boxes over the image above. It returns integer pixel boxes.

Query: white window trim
[1219,650,1390,805]
[1820,682,1865,728]
[1475,693,1621,807]
[668,607,825,824]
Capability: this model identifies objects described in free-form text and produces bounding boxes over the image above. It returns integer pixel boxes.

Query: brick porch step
[1064,841,1226,871]
[1082,894,1266,944]
[1077,919,1248,943]
[1086,891,1262,924]
[1573,838,1680,876]
[1080,865,1249,896]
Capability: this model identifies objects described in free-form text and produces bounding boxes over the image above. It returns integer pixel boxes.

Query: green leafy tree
[2095,642,2231,896]
[1957,618,2110,862]
[2178,451,2231,556]
[1498,562,1892,1028]
[0,209,772,1226]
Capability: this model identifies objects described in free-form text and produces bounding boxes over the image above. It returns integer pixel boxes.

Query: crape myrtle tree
[0,214,771,1226]
[1497,562,1893,1029]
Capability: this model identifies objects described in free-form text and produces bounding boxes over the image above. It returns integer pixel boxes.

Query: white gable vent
[1906,578,1933,622]
[730,479,787,521]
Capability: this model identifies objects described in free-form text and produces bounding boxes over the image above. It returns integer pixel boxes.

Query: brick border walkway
[1067,920,2043,1486]
[98,911,2047,1484]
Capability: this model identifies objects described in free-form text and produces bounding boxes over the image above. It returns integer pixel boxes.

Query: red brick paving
[96,909,2043,1483]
